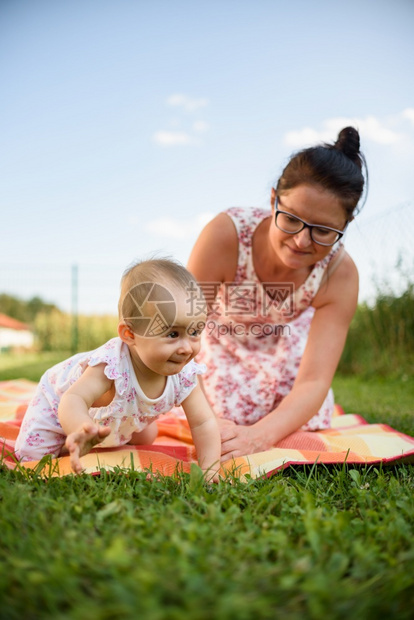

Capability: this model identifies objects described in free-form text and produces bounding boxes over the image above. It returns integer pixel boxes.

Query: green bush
[34,310,118,353]
[339,281,414,378]
[0,293,57,324]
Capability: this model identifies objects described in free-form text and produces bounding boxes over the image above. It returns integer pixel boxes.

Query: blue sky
[1,0,413,313]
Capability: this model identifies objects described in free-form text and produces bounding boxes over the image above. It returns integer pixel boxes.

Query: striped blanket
[1,379,414,479]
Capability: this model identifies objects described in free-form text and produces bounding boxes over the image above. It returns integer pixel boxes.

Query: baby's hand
[65,422,111,474]
[203,466,221,484]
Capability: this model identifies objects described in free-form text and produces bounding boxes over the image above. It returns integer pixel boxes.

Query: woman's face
[269,184,348,270]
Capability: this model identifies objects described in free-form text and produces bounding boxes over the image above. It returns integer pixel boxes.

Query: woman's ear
[118,323,135,344]
[270,188,277,212]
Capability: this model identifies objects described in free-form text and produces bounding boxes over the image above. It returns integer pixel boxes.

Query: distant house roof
[0,313,32,331]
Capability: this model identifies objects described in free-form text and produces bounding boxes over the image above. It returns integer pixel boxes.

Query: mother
[188,127,367,460]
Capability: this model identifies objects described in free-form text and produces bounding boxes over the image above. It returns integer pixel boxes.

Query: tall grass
[34,310,118,352]
[338,275,414,378]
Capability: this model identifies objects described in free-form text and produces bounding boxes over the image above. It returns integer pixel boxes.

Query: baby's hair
[118,257,204,323]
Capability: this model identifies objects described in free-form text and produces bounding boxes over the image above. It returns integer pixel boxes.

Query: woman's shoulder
[325,246,358,283]
[187,212,239,282]
[313,249,358,310]
[188,208,270,283]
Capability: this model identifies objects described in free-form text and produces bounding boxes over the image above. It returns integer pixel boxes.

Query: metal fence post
[71,264,79,354]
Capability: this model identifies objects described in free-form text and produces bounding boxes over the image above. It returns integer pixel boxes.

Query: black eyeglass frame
[274,197,348,247]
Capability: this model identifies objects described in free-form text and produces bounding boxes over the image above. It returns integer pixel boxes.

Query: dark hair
[276,127,368,219]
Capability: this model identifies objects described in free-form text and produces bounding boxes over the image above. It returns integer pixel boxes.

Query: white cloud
[284,114,402,148]
[402,108,414,125]
[166,94,209,112]
[193,121,209,133]
[355,116,401,144]
[152,131,193,147]
[153,95,210,147]
[145,213,215,240]
[284,127,328,148]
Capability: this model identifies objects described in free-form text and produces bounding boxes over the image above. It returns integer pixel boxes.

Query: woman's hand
[218,418,274,461]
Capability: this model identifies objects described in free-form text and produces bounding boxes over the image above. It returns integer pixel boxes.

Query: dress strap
[319,245,346,287]
[225,207,271,282]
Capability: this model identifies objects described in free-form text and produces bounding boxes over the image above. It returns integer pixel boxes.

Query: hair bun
[334,126,361,166]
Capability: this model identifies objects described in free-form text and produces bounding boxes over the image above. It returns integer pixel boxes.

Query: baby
[15,258,221,478]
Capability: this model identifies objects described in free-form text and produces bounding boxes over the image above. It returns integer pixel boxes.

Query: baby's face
[128,287,207,377]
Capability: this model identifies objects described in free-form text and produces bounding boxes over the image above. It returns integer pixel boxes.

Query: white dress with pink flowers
[197,207,344,430]
[15,337,205,462]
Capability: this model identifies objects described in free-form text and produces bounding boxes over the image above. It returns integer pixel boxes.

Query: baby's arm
[58,364,112,473]
[129,422,158,445]
[181,381,221,481]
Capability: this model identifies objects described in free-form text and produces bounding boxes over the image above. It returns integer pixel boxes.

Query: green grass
[0,463,413,619]
[1,354,414,617]
[0,351,69,382]
[337,274,414,379]
[332,375,414,437]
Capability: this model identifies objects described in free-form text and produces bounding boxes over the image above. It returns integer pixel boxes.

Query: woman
[187,126,367,461]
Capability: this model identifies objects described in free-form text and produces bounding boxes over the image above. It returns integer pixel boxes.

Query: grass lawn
[332,374,414,437]
[0,351,69,382]
[1,462,413,619]
[1,355,413,618]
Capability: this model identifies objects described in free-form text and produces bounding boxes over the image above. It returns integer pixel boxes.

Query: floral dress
[15,337,205,462]
[196,207,344,430]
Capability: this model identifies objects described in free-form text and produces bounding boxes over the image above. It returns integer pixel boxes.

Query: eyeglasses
[275,198,347,247]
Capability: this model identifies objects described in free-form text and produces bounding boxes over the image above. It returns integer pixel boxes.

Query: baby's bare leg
[64,422,111,474]
[128,421,158,445]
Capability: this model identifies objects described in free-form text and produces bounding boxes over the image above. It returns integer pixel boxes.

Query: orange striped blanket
[1,379,413,479]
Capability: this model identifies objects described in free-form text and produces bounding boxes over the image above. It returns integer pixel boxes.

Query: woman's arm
[181,381,221,479]
[187,212,239,304]
[220,253,359,459]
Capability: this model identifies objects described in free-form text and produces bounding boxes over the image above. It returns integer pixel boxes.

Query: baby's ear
[118,323,135,344]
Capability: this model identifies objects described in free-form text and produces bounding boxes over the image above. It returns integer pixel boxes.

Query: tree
[0,293,59,324]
